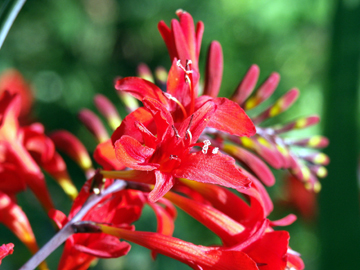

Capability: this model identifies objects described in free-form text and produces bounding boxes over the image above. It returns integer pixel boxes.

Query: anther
[172,125,181,139]
[163,92,188,119]
[202,140,211,154]
[186,130,192,142]
[185,115,194,141]
[176,60,193,85]
[212,147,219,154]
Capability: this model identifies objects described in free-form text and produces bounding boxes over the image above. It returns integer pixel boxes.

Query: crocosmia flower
[0,91,54,211]
[111,97,251,202]
[50,176,145,270]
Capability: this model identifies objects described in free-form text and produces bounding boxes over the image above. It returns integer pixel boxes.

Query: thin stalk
[19,180,127,270]
[0,0,26,49]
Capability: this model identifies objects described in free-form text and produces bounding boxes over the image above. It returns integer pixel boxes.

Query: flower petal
[94,140,125,170]
[114,135,158,171]
[148,171,175,202]
[242,231,289,270]
[0,243,14,265]
[99,224,258,270]
[211,97,256,137]
[177,100,216,144]
[164,191,245,247]
[74,235,130,258]
[111,107,155,145]
[0,192,39,254]
[142,98,175,142]
[148,200,176,259]
[115,77,170,107]
[175,151,251,190]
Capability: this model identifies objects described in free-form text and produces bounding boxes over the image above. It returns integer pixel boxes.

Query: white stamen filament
[186,129,192,142]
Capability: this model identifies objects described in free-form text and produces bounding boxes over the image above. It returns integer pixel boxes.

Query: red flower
[114,59,255,139]
[0,91,54,211]
[49,177,145,270]
[0,243,14,265]
[165,178,304,269]
[99,224,258,270]
[0,69,33,122]
[0,192,40,256]
[0,90,78,207]
[111,97,251,202]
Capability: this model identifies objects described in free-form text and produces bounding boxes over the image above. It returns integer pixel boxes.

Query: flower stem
[0,0,27,49]
[19,179,127,270]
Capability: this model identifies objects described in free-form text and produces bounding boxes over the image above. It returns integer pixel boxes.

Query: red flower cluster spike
[2,10,328,270]
[0,70,77,267]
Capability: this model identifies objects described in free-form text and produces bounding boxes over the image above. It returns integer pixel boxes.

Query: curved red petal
[114,135,157,171]
[111,107,155,145]
[212,97,256,137]
[148,171,175,203]
[175,151,251,190]
[94,140,125,170]
[115,77,170,107]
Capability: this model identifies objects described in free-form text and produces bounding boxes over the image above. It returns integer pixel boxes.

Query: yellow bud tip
[295,118,307,129]
[244,96,259,110]
[269,102,283,117]
[317,167,327,178]
[109,116,122,131]
[80,154,93,171]
[141,74,154,83]
[257,137,271,147]
[308,136,322,147]
[59,179,79,200]
[314,153,328,164]
[301,166,311,181]
[240,137,254,148]
[314,182,321,193]
[155,67,168,82]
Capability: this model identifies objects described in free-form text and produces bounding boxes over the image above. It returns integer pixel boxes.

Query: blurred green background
[1,0,359,269]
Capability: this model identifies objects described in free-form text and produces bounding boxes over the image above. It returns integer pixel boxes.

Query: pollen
[202,140,211,154]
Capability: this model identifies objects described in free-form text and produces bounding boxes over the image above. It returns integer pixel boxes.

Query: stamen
[176,60,193,84]
[177,59,195,115]
[185,114,194,141]
[212,147,219,154]
[186,130,192,143]
[172,125,181,139]
[163,92,188,119]
[186,60,193,71]
[202,140,211,154]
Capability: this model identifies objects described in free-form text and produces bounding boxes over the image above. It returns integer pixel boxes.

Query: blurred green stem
[320,0,360,269]
[0,0,26,49]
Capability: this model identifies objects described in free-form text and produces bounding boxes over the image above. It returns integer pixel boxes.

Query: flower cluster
[0,10,328,270]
